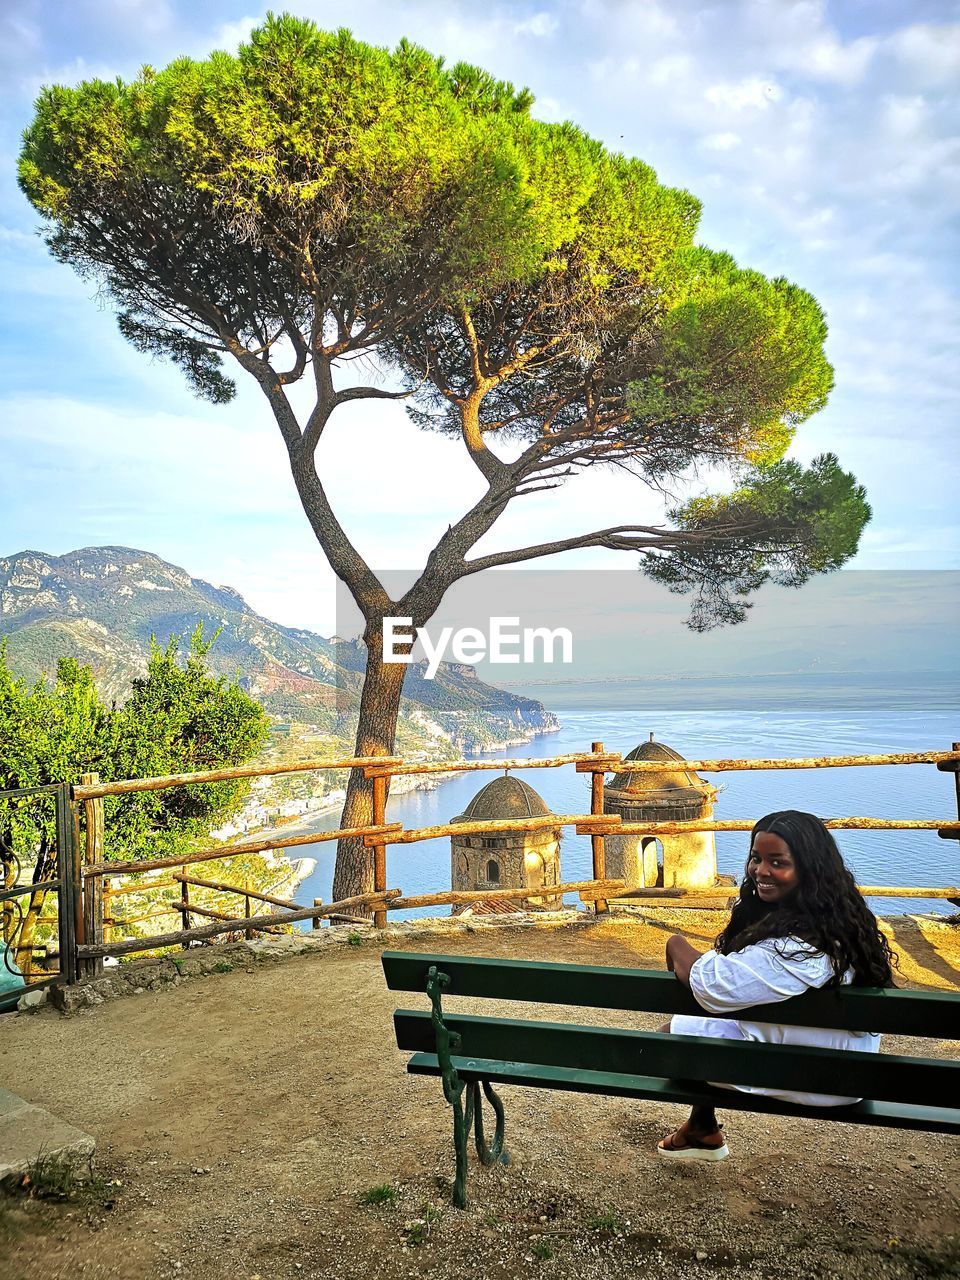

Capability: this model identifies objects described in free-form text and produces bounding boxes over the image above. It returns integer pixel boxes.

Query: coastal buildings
[603,735,719,889]
[449,775,562,913]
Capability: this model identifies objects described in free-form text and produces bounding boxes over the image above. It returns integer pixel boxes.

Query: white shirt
[670,936,880,1106]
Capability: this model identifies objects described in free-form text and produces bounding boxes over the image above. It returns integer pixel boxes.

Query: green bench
[382,950,960,1207]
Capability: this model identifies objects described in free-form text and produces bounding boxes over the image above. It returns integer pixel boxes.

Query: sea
[295,671,959,920]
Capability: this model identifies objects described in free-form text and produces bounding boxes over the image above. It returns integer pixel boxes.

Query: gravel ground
[0,911,958,1280]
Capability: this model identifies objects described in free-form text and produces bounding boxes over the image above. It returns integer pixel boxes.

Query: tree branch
[332,382,425,408]
[460,524,702,575]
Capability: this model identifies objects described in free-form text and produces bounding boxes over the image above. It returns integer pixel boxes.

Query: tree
[0,631,269,973]
[18,15,870,904]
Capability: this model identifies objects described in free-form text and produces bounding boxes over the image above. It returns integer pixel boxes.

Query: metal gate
[0,782,78,1011]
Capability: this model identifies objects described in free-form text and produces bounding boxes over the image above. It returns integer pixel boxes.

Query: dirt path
[1,912,959,1280]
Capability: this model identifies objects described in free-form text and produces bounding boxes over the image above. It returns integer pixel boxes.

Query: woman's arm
[665,934,702,987]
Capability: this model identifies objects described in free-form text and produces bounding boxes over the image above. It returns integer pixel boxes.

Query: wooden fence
[52,739,960,981]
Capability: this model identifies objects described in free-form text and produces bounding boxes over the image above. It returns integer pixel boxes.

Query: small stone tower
[451,775,561,910]
[604,736,718,890]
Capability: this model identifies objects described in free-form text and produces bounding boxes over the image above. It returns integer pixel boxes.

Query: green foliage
[587,1208,623,1234]
[17,13,864,637]
[404,1201,441,1245]
[346,931,363,947]
[18,16,601,400]
[0,627,269,864]
[360,1184,398,1206]
[103,626,269,859]
[627,248,834,467]
[643,453,871,629]
[4,1151,105,1203]
[531,1240,555,1260]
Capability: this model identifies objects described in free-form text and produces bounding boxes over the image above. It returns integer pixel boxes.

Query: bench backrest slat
[382,952,960,1039]
[393,1010,960,1109]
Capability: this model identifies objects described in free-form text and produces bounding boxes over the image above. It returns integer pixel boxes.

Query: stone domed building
[604,735,718,890]
[450,775,561,912]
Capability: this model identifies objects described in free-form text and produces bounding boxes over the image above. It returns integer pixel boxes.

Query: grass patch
[360,1184,398,1206]
[212,961,233,973]
[405,1202,441,1246]
[588,1207,623,1234]
[346,932,363,947]
[3,1152,107,1205]
[531,1240,554,1260]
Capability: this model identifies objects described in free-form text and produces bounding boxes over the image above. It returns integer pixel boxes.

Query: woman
[657,809,896,1161]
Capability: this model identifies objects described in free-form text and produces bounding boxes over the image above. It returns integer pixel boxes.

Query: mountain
[0,547,559,755]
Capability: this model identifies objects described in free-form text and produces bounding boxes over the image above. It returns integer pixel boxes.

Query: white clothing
[670,936,879,1107]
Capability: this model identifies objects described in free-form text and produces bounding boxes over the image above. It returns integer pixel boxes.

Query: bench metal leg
[470,1079,505,1167]
[427,965,508,1208]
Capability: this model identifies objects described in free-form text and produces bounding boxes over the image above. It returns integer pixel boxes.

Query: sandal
[657,1123,729,1162]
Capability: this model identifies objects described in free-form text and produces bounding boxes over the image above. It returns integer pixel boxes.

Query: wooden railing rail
[103,877,179,897]
[72,756,403,801]
[62,737,960,973]
[76,890,402,959]
[581,750,960,774]
[84,822,403,878]
[173,872,299,912]
[613,819,960,835]
[362,751,610,778]
[363,812,619,847]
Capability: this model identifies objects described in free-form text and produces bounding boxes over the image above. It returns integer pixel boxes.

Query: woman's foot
[657,1122,729,1162]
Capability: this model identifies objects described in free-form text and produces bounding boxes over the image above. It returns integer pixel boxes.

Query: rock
[240,935,318,959]
[17,987,48,1012]
[49,984,104,1014]
[0,1089,95,1179]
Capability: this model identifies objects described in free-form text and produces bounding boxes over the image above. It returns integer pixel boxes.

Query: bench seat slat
[406,1053,960,1135]
[382,952,960,1039]
[394,1010,960,1108]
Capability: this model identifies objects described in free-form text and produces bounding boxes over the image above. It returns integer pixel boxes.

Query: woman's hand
[665,933,702,987]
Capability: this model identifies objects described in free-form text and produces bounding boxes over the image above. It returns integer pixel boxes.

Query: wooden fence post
[372,773,388,930]
[950,742,960,912]
[80,771,105,978]
[180,868,191,944]
[590,743,608,915]
[243,881,253,940]
[102,877,112,949]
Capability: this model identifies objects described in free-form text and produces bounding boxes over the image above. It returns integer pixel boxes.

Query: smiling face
[747,830,799,905]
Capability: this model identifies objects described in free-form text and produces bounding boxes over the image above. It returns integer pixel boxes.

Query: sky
[335,570,960,678]
[1,0,958,637]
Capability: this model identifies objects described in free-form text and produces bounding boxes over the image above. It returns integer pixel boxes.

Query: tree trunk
[332,624,407,907]
[1,835,15,947]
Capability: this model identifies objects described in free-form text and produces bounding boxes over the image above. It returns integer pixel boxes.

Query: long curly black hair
[715,810,896,987]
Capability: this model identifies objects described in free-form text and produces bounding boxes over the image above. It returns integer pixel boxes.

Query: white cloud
[700,132,741,151]
[741,1,876,85]
[0,393,290,515]
[705,76,783,112]
[19,55,121,102]
[883,94,928,139]
[649,55,694,87]
[0,10,41,81]
[214,16,260,51]
[801,34,877,85]
[513,12,558,38]
[888,22,960,85]
[86,0,174,34]
[531,94,574,123]
[0,226,37,248]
